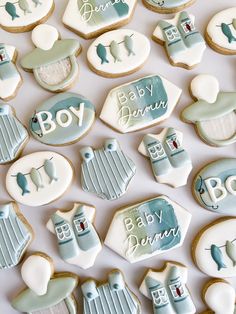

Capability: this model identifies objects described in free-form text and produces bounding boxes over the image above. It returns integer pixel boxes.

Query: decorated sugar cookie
[206,7,236,55]
[105,195,191,263]
[30,93,95,146]
[201,279,236,314]
[80,139,136,200]
[82,269,141,314]
[193,158,236,215]
[0,0,54,33]
[21,24,81,92]
[11,253,78,314]
[140,262,196,314]
[143,0,195,14]
[87,29,150,77]
[192,217,236,278]
[153,11,206,69]
[139,127,192,187]
[6,151,74,207]
[0,104,29,164]
[182,74,236,147]
[47,202,102,269]
[63,0,137,39]
[0,202,33,270]
[100,75,182,133]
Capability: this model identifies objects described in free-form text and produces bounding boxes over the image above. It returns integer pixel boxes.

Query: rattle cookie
[143,0,195,14]
[181,74,236,147]
[139,262,196,314]
[21,24,81,92]
[11,252,78,314]
[138,127,192,187]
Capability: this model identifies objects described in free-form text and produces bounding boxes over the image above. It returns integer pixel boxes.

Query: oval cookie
[87,29,150,78]
[6,151,74,207]
[29,93,95,146]
[143,0,195,14]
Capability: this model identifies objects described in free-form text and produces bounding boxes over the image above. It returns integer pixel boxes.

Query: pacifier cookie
[21,24,81,92]
[143,0,195,14]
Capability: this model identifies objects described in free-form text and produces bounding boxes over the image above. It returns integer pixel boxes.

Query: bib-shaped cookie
[63,0,137,39]
[100,75,182,133]
[143,0,195,14]
[21,24,81,92]
[192,217,236,278]
[181,74,236,147]
[6,151,74,207]
[29,93,95,146]
[0,0,54,33]
[87,29,150,78]
[105,195,191,263]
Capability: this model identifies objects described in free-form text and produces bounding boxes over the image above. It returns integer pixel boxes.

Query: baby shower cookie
[0,0,54,33]
[105,195,191,263]
[6,151,74,207]
[193,158,236,215]
[0,202,33,270]
[100,75,182,133]
[29,93,95,146]
[63,0,137,39]
[152,11,206,69]
[206,7,236,55]
[0,44,22,101]
[139,262,196,314]
[11,252,78,314]
[47,202,102,269]
[143,0,195,14]
[201,279,236,314]
[80,139,136,200]
[21,24,81,92]
[87,29,150,78]
[81,269,141,314]
[192,217,236,278]
[181,74,236,147]
[139,127,192,187]
[0,104,28,164]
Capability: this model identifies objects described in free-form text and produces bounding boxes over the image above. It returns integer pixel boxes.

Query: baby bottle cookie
[21,24,81,92]
[143,0,195,14]
[11,252,78,314]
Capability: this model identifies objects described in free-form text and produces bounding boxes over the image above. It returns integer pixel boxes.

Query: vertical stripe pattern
[33,299,70,314]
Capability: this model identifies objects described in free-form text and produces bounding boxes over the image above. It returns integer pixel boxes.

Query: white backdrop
[0,0,235,313]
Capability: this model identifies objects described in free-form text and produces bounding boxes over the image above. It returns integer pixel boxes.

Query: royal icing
[206,7,236,55]
[0,0,54,32]
[153,12,206,68]
[6,151,74,207]
[0,202,33,270]
[63,0,137,39]
[0,104,28,164]
[11,253,78,314]
[100,75,182,133]
[82,270,141,314]
[105,195,191,263]
[143,0,194,14]
[87,29,150,77]
[139,127,192,187]
[140,262,196,314]
[47,203,102,269]
[80,139,136,200]
[21,24,81,92]
[193,218,236,278]
[30,93,95,146]
[182,74,236,146]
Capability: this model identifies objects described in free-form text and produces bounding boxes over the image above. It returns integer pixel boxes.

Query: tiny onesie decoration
[142,0,195,14]
[80,139,136,201]
[152,11,206,69]
[138,127,192,187]
[81,269,141,314]
[47,202,102,269]
[0,202,33,270]
[20,24,81,92]
[11,252,78,314]
[139,262,196,314]
[181,74,236,147]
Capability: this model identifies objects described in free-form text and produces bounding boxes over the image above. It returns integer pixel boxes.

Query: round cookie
[142,0,195,14]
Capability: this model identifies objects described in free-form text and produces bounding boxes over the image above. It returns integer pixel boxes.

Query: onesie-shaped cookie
[21,24,81,92]
[182,74,236,147]
[11,253,78,314]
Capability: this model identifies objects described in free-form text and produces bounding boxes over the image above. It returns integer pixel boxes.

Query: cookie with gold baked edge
[143,0,195,14]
